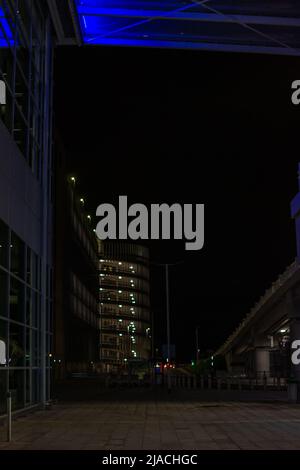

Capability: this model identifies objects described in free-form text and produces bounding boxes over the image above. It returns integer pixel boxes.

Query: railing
[160,373,288,391]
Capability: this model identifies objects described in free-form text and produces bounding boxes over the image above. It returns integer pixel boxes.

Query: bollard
[7,391,11,443]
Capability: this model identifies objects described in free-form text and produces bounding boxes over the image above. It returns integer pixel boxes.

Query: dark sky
[54,45,300,361]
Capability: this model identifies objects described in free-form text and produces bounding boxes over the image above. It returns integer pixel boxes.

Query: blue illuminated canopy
[0,6,13,47]
[74,0,300,55]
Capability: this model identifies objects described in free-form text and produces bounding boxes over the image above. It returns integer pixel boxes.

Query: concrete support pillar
[286,291,300,402]
[255,348,270,376]
[290,317,300,381]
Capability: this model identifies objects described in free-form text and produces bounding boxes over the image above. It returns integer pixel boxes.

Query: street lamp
[165,264,171,393]
[196,326,200,363]
[152,260,184,393]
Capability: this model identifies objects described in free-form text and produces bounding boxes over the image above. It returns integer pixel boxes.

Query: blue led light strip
[0,6,14,47]
[74,0,300,56]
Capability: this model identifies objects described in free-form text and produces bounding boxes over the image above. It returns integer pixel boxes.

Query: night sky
[54,46,300,361]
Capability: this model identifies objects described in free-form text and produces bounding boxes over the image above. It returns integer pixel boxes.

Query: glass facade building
[0,0,54,179]
[99,242,151,373]
[0,218,53,413]
[0,0,60,413]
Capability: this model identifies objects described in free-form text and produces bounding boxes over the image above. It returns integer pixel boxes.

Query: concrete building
[53,144,99,380]
[99,242,151,373]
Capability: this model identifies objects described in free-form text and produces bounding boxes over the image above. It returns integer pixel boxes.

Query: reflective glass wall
[0,217,53,413]
[0,0,53,180]
[0,0,54,413]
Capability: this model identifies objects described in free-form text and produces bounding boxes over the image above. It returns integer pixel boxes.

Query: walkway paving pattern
[1,391,300,450]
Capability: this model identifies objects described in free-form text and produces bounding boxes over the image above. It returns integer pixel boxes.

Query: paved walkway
[1,392,300,450]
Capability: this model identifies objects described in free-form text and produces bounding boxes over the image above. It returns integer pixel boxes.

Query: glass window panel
[26,287,31,325]
[31,369,39,403]
[9,369,25,411]
[25,326,30,367]
[31,251,38,289]
[13,103,27,157]
[26,246,32,285]
[0,370,8,414]
[11,232,25,279]
[0,270,8,318]
[15,60,29,120]
[0,318,7,366]
[9,321,25,367]
[32,292,38,328]
[0,218,9,268]
[25,368,31,404]
[9,277,25,323]
[31,328,39,367]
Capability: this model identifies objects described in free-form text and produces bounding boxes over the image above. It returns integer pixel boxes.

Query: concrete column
[290,315,300,382]
[255,348,270,376]
[286,289,300,402]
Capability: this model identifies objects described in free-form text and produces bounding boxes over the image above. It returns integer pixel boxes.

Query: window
[0,219,8,268]
[11,232,25,280]
[0,270,8,318]
[10,277,25,323]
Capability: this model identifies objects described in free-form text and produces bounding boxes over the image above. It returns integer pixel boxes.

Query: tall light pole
[165,264,171,393]
[152,260,184,393]
[196,326,200,364]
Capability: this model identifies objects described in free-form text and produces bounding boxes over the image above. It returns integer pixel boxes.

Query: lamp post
[165,264,171,393]
[152,260,184,393]
[196,326,200,364]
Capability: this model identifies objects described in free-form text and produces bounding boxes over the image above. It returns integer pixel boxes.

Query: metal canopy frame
[72,0,300,56]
